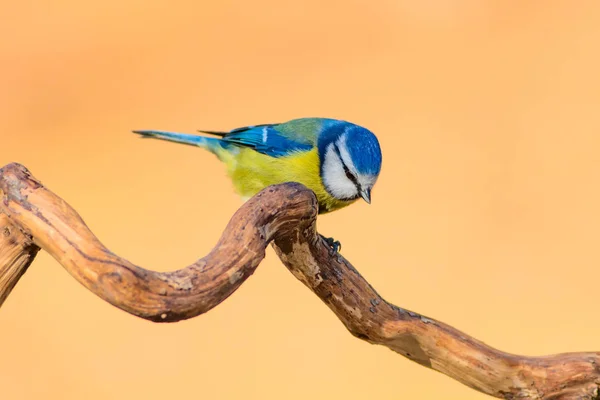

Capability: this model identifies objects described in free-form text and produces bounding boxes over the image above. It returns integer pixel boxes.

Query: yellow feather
[215,147,355,213]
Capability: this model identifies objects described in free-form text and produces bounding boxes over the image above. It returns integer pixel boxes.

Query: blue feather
[132,130,223,152]
[219,125,313,157]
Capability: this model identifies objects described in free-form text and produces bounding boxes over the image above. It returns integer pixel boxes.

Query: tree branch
[0,162,598,399]
[0,213,39,307]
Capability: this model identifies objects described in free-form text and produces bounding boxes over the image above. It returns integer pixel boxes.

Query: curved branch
[0,162,317,321]
[0,162,599,399]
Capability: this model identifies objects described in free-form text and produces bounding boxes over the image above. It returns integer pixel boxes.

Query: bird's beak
[360,188,371,204]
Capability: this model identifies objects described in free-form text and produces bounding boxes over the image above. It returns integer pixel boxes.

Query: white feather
[358,173,377,189]
[321,143,359,199]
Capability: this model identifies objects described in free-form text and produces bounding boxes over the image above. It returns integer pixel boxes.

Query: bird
[132,117,382,253]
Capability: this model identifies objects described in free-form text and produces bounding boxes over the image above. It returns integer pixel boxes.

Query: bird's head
[318,122,382,204]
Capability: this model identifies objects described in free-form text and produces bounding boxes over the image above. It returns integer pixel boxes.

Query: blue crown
[345,126,382,175]
[318,121,382,175]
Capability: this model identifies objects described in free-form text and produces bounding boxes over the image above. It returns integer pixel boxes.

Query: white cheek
[358,174,377,189]
[322,145,359,199]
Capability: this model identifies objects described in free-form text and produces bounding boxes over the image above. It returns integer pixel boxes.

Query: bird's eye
[340,161,358,184]
[345,169,357,183]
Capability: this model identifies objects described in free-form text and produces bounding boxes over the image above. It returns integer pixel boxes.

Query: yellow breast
[215,147,355,213]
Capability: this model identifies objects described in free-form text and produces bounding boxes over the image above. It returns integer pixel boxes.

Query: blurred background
[1,0,600,399]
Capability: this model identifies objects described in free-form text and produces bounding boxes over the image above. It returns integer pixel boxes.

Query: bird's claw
[320,235,342,258]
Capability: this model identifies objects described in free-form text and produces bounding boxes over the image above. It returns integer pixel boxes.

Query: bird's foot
[320,234,342,259]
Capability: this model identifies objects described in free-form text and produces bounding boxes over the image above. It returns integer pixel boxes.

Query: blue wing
[198,119,327,157]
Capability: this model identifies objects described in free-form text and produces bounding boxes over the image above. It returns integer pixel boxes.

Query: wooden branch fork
[1,162,599,399]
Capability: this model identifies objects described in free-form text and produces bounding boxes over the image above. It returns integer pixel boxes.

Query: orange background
[2,1,600,399]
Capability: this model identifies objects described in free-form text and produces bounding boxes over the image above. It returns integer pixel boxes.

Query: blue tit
[132,117,382,215]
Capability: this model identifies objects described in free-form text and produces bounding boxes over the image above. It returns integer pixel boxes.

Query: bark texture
[0,162,598,399]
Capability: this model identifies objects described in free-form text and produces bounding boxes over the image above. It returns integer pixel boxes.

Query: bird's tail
[132,130,223,154]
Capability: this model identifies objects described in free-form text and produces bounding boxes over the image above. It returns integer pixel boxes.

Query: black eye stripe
[345,169,356,182]
[333,143,361,189]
